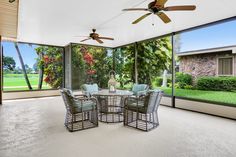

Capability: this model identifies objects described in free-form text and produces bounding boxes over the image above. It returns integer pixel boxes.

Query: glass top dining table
[93,89,133,96]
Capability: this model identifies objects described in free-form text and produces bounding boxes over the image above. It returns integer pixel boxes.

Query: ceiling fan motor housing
[149,1,162,13]
[90,33,99,39]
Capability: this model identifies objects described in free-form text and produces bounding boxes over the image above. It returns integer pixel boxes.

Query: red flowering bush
[83,52,94,65]
[36,46,63,89]
[81,46,96,74]
[87,69,96,75]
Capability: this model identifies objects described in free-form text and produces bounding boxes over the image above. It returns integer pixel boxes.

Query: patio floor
[0,97,236,157]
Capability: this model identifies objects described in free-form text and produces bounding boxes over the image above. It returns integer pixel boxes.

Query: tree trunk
[38,52,44,89]
[14,43,32,90]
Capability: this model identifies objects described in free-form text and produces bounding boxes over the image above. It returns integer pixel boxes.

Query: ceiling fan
[78,29,114,44]
[122,0,196,24]
[9,0,16,3]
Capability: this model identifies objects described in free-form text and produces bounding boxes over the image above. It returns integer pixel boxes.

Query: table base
[99,112,123,123]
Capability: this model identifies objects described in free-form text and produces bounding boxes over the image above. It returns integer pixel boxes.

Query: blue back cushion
[82,84,99,93]
[132,84,148,95]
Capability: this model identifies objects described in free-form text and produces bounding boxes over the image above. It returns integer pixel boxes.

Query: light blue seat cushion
[73,100,96,112]
[61,88,96,113]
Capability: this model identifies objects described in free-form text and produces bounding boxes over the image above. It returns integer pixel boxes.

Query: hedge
[175,72,192,89]
[196,76,236,91]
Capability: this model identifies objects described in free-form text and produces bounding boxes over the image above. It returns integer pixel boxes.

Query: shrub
[175,72,192,89]
[184,85,194,90]
[196,76,236,91]
[168,82,180,89]
[155,77,171,87]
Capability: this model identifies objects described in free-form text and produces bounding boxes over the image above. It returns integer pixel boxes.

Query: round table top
[93,89,133,96]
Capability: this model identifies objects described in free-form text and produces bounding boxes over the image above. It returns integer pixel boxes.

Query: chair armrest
[74,94,86,98]
[82,91,91,98]
[136,90,147,97]
[124,96,143,107]
[73,96,96,102]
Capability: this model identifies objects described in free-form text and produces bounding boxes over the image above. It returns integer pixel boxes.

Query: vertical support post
[112,49,116,72]
[62,47,66,88]
[64,43,72,89]
[0,36,2,105]
[171,33,175,108]
[134,42,138,84]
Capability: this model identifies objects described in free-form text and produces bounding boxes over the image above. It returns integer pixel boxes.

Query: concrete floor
[0,97,236,157]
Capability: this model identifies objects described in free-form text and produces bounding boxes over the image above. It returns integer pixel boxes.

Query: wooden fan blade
[156,12,171,23]
[164,5,196,11]
[95,38,104,44]
[132,13,152,24]
[155,0,168,6]
[99,37,114,40]
[80,38,91,42]
[122,8,149,11]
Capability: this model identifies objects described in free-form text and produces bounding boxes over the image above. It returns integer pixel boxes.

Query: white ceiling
[17,0,236,47]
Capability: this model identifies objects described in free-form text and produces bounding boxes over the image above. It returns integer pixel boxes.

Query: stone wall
[179,52,234,81]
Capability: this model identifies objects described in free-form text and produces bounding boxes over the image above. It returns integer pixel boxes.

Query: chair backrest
[60,88,75,113]
[81,84,99,97]
[144,90,164,113]
[132,84,149,96]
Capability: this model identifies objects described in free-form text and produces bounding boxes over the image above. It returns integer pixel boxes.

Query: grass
[3,73,51,91]
[3,74,236,106]
[158,87,236,106]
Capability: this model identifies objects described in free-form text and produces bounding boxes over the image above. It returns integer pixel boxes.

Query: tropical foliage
[70,37,172,90]
[3,56,16,71]
[35,46,63,89]
[136,37,172,86]
[113,45,135,89]
[113,37,172,89]
[71,44,113,89]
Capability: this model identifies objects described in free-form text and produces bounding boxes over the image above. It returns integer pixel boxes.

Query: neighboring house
[177,45,236,80]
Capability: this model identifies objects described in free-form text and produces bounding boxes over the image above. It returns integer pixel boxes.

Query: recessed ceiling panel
[17,0,236,47]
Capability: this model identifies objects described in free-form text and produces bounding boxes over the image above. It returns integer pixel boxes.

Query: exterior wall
[179,51,234,80]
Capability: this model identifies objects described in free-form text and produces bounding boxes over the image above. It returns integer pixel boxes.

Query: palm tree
[34,46,45,90]
[14,43,32,90]
[37,52,44,89]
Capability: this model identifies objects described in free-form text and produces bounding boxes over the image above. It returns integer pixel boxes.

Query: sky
[2,19,236,68]
[2,42,38,68]
[179,20,236,52]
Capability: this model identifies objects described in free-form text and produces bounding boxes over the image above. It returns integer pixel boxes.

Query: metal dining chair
[124,90,163,131]
[60,88,98,132]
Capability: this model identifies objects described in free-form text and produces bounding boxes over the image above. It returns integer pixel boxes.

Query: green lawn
[3,73,51,91]
[158,87,236,106]
[3,73,236,107]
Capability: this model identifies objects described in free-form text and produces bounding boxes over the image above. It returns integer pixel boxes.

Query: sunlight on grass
[3,74,51,91]
[155,87,236,106]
